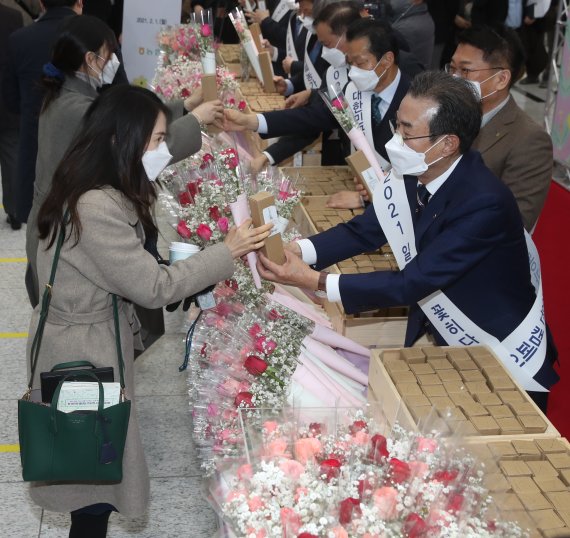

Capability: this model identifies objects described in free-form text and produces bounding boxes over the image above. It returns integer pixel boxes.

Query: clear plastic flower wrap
[208,405,535,538]
[190,8,216,74]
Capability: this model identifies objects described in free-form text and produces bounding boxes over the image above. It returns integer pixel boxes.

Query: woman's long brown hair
[38,85,171,248]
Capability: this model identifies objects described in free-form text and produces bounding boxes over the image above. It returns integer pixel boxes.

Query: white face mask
[348,59,386,92]
[385,132,446,176]
[102,53,120,85]
[459,70,502,101]
[87,61,103,89]
[322,45,346,68]
[300,15,314,32]
[142,141,173,182]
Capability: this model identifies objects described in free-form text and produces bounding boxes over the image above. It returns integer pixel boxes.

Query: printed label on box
[361,166,380,193]
[263,205,281,237]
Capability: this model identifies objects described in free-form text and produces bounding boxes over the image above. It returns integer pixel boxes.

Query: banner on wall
[552,20,570,165]
[121,0,182,87]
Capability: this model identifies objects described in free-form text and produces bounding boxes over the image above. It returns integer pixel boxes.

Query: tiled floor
[0,203,218,536]
[0,80,550,537]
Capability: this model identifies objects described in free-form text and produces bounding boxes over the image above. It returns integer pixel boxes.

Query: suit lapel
[412,153,474,243]
[473,96,517,154]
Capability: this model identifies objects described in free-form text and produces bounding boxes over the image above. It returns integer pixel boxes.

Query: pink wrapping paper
[269,289,331,327]
[310,324,370,357]
[299,350,364,407]
[348,127,386,182]
[229,193,262,288]
[302,335,369,386]
[291,364,338,407]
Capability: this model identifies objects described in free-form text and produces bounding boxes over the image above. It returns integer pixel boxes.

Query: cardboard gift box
[249,192,285,265]
[471,437,570,537]
[368,345,559,441]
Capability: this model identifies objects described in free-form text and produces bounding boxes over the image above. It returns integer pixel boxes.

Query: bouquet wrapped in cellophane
[228,8,263,81]
[320,85,386,194]
[208,406,536,538]
[152,57,238,105]
[158,135,374,474]
[157,24,201,66]
[191,8,216,74]
[186,282,370,474]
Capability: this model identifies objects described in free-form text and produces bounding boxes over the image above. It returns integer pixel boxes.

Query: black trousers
[69,504,114,538]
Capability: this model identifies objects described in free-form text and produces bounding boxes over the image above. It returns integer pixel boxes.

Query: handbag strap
[50,360,97,371]
[112,294,126,389]
[28,214,126,391]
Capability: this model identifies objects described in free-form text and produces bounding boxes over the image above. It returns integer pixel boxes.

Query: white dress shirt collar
[421,155,463,196]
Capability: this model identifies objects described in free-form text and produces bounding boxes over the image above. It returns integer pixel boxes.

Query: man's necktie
[371,94,383,125]
[415,183,431,219]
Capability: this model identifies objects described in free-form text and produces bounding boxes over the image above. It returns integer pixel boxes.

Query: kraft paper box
[258,50,276,93]
[201,74,221,134]
[345,150,376,201]
[249,22,263,51]
[249,192,286,264]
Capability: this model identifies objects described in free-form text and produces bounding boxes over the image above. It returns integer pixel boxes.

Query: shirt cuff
[284,79,294,96]
[271,47,279,62]
[297,239,317,265]
[326,274,342,303]
[256,114,269,134]
[262,151,275,165]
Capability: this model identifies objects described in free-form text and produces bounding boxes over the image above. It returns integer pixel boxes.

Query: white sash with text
[345,82,390,171]
[271,0,290,22]
[325,65,349,94]
[303,33,322,90]
[285,16,298,60]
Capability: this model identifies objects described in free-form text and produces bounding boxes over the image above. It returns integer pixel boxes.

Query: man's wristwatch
[317,271,328,293]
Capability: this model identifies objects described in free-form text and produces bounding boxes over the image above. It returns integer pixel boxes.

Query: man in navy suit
[257,70,558,411]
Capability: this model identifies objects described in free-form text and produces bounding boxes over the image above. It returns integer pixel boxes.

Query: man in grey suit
[446,24,552,231]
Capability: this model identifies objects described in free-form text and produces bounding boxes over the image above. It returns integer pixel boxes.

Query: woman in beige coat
[28,85,272,536]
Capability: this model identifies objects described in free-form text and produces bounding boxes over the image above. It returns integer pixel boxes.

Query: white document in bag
[57,382,121,413]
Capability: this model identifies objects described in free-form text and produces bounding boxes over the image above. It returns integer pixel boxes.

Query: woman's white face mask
[142,141,173,181]
[87,52,121,89]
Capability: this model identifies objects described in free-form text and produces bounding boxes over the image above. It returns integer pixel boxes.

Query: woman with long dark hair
[28,84,271,537]
[25,15,223,306]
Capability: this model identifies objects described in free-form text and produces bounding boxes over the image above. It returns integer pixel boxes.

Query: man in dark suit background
[3,0,83,224]
[0,4,25,230]
[257,70,558,411]
[224,18,412,208]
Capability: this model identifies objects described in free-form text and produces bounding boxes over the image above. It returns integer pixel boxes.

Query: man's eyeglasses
[444,63,506,79]
[389,120,441,144]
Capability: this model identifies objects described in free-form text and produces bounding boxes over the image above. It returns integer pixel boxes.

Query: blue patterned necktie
[371,94,383,125]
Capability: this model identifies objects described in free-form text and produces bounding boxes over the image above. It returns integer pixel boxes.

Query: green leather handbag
[18,217,131,482]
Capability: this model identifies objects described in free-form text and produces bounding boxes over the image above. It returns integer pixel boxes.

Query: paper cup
[201,52,216,75]
[169,242,201,263]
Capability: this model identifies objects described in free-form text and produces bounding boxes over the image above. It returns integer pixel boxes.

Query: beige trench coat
[27,188,235,515]
[26,76,200,305]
